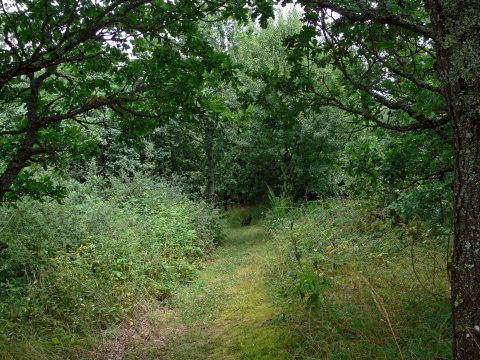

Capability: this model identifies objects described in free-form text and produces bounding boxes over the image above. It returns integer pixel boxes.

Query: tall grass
[264,199,451,359]
[0,174,221,359]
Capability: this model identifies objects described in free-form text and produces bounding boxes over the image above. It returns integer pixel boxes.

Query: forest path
[127,207,290,359]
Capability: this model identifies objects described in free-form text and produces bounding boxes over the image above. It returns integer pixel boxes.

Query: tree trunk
[206,149,215,203]
[224,190,228,212]
[0,131,38,200]
[0,73,49,202]
[426,1,480,358]
[204,121,217,206]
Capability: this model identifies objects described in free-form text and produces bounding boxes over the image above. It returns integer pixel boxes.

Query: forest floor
[112,207,290,359]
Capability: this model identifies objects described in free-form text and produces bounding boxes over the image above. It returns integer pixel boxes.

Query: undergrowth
[0,174,221,359]
[264,197,452,359]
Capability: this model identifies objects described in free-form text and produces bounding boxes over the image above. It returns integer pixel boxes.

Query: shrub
[0,174,220,357]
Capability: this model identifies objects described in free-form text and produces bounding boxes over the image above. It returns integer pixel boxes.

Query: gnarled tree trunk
[0,131,39,200]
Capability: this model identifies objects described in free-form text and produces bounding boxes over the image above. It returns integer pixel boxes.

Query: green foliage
[269,0,454,226]
[390,181,453,227]
[213,11,349,202]
[264,199,451,359]
[78,10,350,206]
[124,207,290,359]
[345,128,453,224]
[0,0,277,201]
[0,174,221,358]
[265,187,295,224]
[0,3,461,357]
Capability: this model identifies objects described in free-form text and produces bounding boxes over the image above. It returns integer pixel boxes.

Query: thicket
[0,173,220,358]
[264,196,451,359]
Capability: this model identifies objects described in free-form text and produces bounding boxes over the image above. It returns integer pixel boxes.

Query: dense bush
[264,198,451,359]
[0,174,221,357]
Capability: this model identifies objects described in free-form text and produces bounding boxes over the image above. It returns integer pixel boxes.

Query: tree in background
[86,11,348,205]
[223,10,349,202]
[0,0,273,201]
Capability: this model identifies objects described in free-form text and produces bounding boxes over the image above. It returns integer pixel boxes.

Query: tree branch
[303,0,433,38]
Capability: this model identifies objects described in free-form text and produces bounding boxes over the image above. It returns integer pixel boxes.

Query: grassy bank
[265,199,451,359]
[1,196,452,359]
[108,201,451,359]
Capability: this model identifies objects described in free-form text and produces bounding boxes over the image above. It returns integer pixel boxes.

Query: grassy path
[127,208,290,359]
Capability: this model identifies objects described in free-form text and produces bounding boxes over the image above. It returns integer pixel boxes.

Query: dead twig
[290,221,302,266]
[361,275,405,360]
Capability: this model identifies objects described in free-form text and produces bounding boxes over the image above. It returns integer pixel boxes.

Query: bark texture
[0,74,47,200]
[426,0,480,358]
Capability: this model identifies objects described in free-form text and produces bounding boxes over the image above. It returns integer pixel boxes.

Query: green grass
[124,207,291,359]
[265,199,452,359]
[1,190,452,360]
[102,201,452,359]
[0,177,221,360]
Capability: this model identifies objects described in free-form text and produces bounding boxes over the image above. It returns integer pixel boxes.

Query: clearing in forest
[124,208,290,359]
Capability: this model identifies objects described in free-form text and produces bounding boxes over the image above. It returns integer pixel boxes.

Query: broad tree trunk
[426,1,480,358]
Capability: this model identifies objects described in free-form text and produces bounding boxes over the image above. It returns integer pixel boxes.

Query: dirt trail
[121,208,290,360]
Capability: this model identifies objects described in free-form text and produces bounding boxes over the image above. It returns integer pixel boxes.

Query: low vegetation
[264,198,451,359]
[0,174,220,359]
[124,207,291,359]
